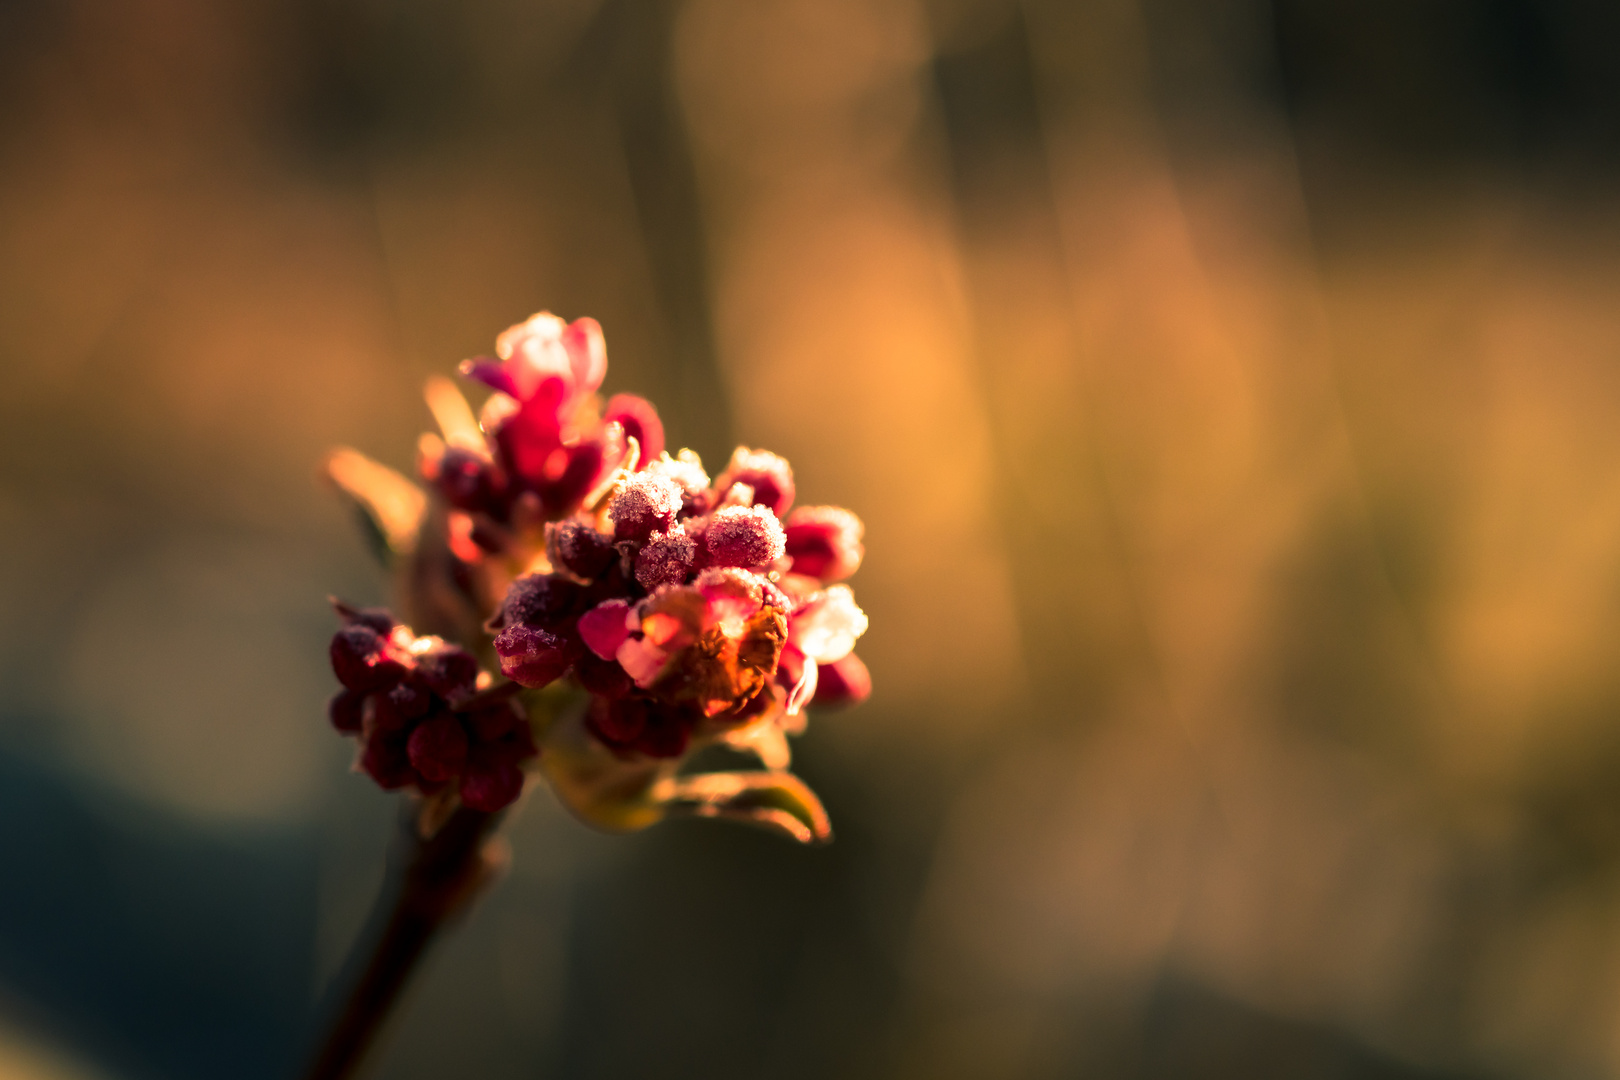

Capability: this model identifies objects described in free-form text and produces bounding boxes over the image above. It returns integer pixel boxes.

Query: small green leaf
[657,771,832,844]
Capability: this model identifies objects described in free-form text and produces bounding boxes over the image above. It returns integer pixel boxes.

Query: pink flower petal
[811,652,871,708]
[783,505,865,582]
[579,599,633,660]
[616,636,669,688]
[562,316,608,395]
[604,393,664,464]
[457,356,521,398]
[496,312,573,400]
[789,584,868,663]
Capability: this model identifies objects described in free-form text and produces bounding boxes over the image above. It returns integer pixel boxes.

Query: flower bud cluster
[490,444,870,758]
[416,313,665,562]
[327,311,871,834]
[328,604,535,811]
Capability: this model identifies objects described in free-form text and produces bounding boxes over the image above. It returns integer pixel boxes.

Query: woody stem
[300,803,504,1080]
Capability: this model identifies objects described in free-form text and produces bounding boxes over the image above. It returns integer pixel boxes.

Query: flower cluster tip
[326,312,870,836]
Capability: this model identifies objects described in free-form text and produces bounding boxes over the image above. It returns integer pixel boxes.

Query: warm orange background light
[4,2,1620,1078]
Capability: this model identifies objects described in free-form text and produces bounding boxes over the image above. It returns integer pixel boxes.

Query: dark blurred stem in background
[301,805,507,1080]
[588,0,734,465]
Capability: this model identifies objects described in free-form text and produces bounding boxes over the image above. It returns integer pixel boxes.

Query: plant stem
[301,803,506,1080]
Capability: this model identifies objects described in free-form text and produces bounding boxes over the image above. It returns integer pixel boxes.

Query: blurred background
[4,0,1620,1077]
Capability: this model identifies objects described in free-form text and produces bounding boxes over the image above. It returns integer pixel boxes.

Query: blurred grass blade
[423,376,485,451]
[323,447,427,565]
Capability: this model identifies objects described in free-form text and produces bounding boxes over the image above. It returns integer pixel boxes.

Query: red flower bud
[330,625,406,692]
[329,689,365,734]
[546,520,615,580]
[386,680,433,721]
[604,393,665,465]
[499,572,581,630]
[407,716,469,783]
[783,505,864,582]
[493,624,578,688]
[575,650,634,699]
[579,599,633,660]
[812,653,871,708]
[704,504,787,570]
[636,528,698,589]
[646,450,711,513]
[586,696,692,759]
[608,474,682,543]
[460,760,525,812]
[412,648,480,703]
[432,446,497,514]
[532,430,624,515]
[716,447,795,517]
[465,702,523,742]
[360,732,415,790]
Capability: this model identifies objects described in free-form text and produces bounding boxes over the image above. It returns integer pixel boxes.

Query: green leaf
[657,771,833,844]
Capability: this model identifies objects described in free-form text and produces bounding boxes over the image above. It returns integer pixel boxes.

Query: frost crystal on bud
[716,447,795,517]
[636,529,698,589]
[704,504,787,570]
[496,572,580,631]
[609,474,683,543]
[546,520,615,580]
[646,449,710,500]
[790,585,868,663]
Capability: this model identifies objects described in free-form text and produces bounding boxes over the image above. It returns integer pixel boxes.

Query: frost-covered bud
[493,624,579,689]
[604,394,665,465]
[717,447,795,517]
[608,473,683,543]
[387,680,433,721]
[648,449,708,494]
[705,504,787,570]
[407,715,469,783]
[646,450,711,517]
[546,520,615,580]
[790,585,868,663]
[499,573,580,630]
[330,624,406,692]
[636,528,698,589]
[812,653,871,707]
[784,505,864,582]
[412,647,479,703]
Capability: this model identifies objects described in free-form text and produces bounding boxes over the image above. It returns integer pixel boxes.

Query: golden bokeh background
[4,1,1620,1077]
